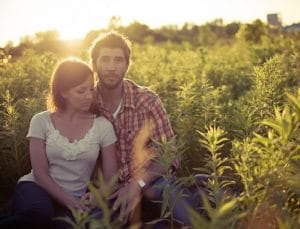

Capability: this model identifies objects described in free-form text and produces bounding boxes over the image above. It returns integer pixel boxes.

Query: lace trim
[46,119,96,161]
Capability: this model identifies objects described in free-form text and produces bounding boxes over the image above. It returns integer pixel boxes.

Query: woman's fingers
[78,202,92,213]
[80,193,91,202]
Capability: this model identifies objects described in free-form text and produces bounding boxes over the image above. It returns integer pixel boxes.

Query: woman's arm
[81,143,119,206]
[101,143,119,192]
[30,137,90,211]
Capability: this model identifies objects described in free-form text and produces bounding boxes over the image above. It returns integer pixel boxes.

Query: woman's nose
[86,91,93,100]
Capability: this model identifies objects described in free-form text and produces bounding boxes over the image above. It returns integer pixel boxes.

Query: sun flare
[0,0,299,46]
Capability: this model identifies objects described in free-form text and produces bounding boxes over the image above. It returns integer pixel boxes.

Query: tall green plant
[232,90,300,228]
[188,126,243,229]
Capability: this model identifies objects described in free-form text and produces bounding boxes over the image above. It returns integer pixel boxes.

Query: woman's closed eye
[77,89,86,94]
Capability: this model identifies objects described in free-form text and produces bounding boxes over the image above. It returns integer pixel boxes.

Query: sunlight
[45,1,110,41]
[0,0,300,46]
[58,24,93,41]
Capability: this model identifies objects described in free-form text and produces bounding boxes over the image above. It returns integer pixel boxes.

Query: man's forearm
[134,160,165,187]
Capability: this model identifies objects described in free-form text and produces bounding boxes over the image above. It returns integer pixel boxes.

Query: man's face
[95,47,128,89]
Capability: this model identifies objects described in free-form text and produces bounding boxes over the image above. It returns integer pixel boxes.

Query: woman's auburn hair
[47,58,93,112]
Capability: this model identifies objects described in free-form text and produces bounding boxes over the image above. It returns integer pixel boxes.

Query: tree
[236,19,267,44]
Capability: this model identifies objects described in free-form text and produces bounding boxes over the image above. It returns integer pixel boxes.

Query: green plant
[188,126,243,229]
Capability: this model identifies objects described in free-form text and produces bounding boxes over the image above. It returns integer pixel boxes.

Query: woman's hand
[81,192,97,209]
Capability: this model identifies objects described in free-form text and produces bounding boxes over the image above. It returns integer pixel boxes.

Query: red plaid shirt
[92,79,174,183]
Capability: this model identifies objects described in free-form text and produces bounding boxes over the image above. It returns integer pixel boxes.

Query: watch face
[137,179,146,188]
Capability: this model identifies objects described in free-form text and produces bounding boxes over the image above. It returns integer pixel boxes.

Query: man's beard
[97,72,124,90]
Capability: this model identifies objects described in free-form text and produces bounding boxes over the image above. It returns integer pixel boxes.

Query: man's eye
[101,57,109,62]
[115,57,124,62]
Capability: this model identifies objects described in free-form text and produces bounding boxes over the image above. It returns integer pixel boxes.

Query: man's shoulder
[125,79,158,104]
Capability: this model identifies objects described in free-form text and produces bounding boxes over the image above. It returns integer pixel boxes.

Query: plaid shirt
[92,79,174,183]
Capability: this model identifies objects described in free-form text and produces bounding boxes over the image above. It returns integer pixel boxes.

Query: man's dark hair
[90,31,132,69]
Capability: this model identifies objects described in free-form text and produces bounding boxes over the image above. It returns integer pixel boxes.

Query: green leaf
[161,184,170,218]
[215,198,237,219]
[188,207,210,229]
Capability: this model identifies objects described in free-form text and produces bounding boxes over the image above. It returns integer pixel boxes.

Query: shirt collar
[96,79,136,111]
[122,79,135,109]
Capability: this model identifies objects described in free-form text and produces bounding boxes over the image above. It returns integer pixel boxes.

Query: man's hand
[110,181,142,223]
[169,157,181,174]
[65,195,91,213]
[171,158,181,170]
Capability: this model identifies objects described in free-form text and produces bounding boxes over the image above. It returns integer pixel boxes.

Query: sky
[0,0,299,46]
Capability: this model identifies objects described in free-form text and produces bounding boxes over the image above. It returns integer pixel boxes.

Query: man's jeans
[0,178,196,228]
[149,176,196,226]
[91,176,197,227]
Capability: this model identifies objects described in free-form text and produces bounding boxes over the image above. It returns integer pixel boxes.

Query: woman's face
[62,75,94,112]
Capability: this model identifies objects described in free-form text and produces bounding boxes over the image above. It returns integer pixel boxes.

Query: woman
[0,58,118,228]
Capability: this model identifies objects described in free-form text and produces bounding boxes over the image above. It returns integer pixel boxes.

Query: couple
[1,31,195,228]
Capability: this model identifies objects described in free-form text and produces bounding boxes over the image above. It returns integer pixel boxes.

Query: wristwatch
[137,179,146,189]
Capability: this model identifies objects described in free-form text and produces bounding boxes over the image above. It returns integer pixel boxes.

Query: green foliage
[202,43,254,100]
[148,137,192,227]
[197,126,234,205]
[0,51,56,209]
[58,172,126,229]
[232,91,300,228]
[188,126,243,229]
[253,56,285,106]
[0,89,42,203]
[189,196,244,229]
[236,19,268,44]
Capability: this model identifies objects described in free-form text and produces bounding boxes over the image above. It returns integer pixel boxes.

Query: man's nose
[106,60,116,70]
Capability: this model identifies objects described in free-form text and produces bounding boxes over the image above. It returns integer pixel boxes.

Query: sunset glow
[0,0,299,46]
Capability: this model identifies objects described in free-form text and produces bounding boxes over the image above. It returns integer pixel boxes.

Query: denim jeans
[0,178,196,228]
[0,181,72,229]
[90,176,196,227]
[149,176,196,227]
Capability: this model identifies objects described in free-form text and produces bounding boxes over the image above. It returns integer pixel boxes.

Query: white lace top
[19,111,117,197]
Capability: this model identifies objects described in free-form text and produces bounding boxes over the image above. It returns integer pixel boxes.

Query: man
[90,31,193,226]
